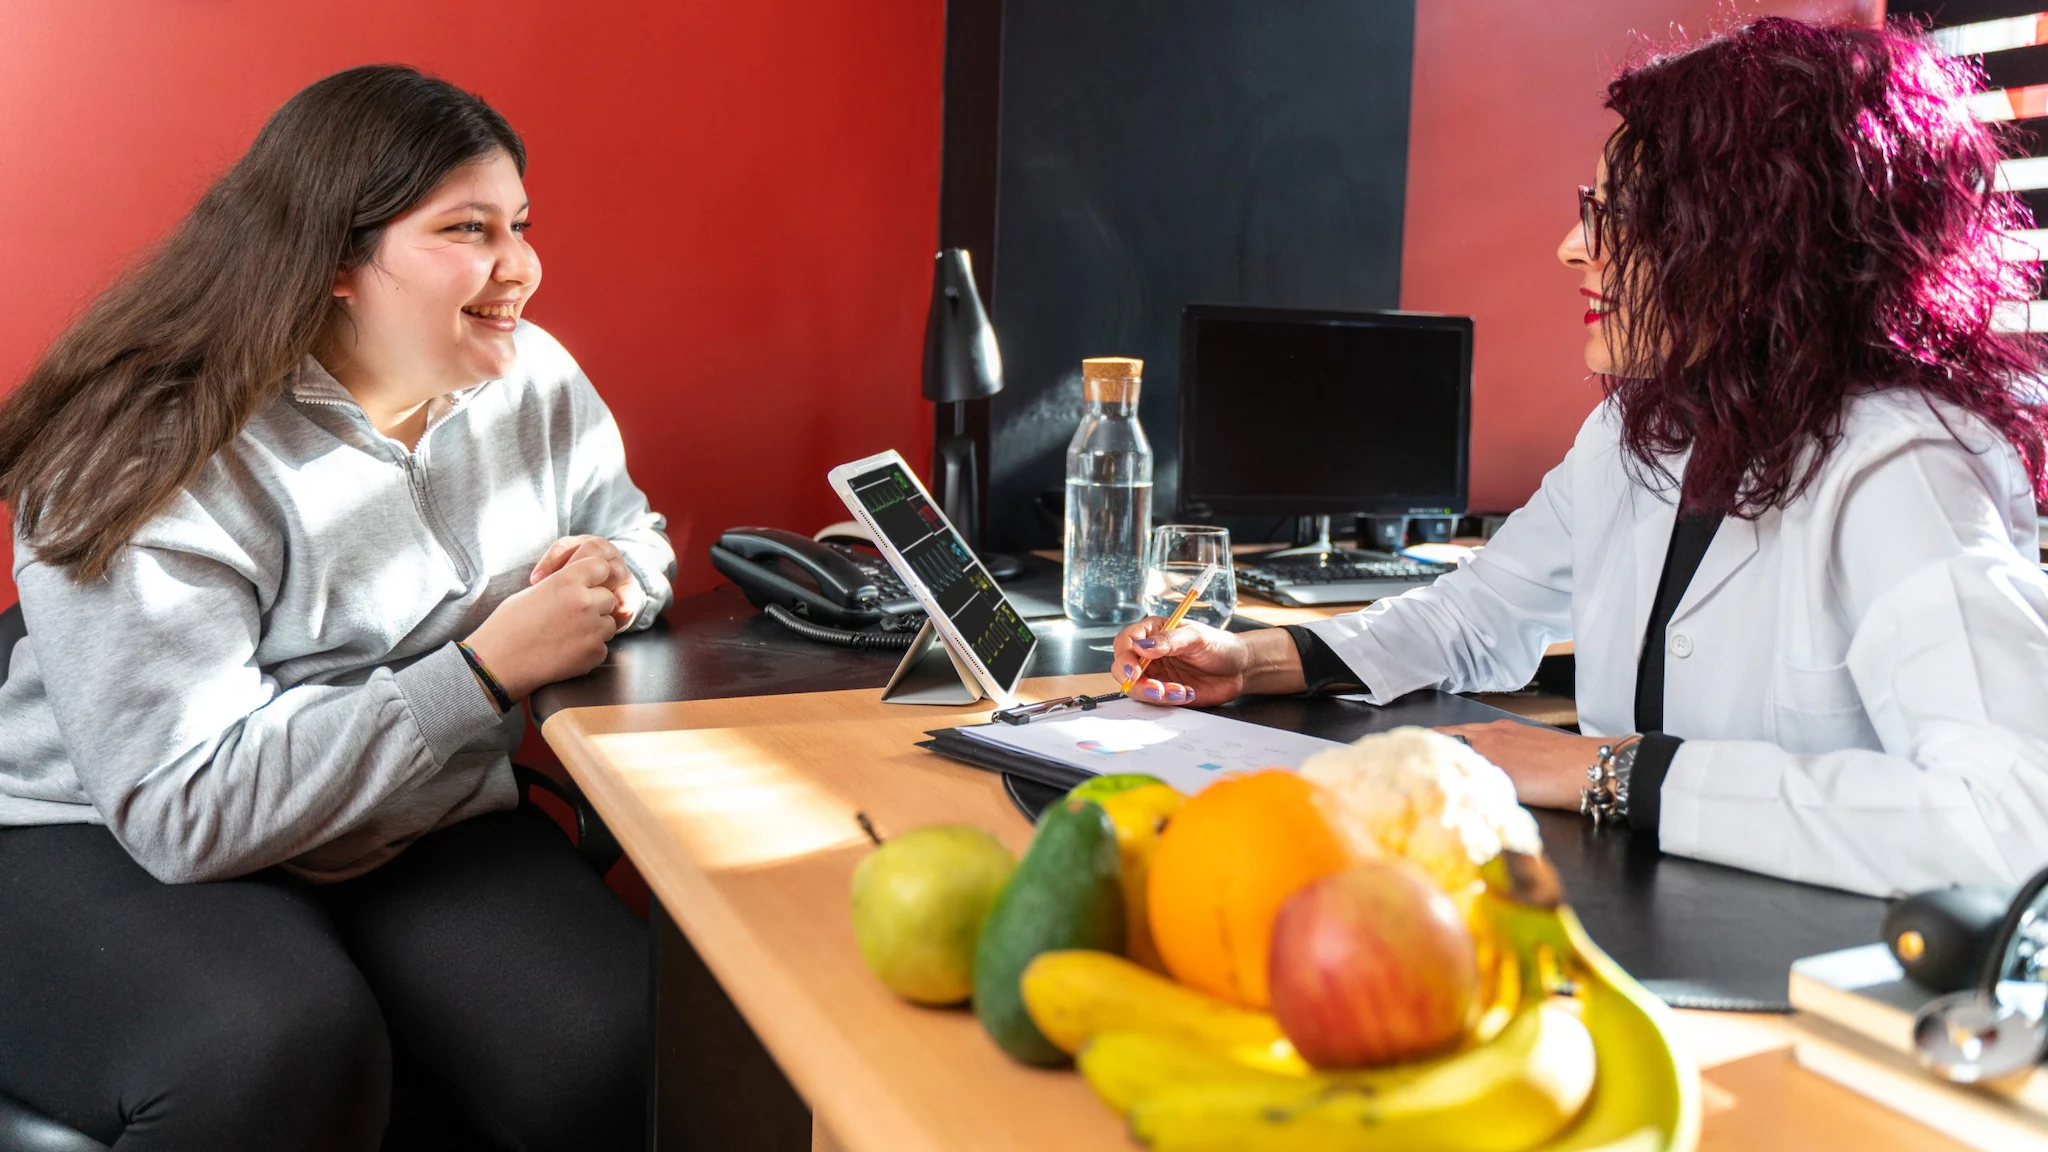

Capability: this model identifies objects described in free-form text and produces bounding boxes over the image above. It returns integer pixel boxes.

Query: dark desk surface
[541,583,1887,1011]
[531,583,1164,722]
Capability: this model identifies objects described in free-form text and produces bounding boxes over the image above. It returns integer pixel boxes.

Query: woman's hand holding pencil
[1111,616,1258,706]
[1117,562,1219,693]
[1109,608,1312,710]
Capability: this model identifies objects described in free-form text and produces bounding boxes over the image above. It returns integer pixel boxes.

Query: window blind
[1907,2,2048,329]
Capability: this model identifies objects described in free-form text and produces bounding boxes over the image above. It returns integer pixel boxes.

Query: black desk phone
[709,527,926,647]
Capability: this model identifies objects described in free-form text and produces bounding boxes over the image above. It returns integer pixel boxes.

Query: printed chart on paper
[957,698,1343,794]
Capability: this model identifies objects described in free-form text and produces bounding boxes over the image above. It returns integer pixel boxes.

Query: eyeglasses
[1578,186,1609,260]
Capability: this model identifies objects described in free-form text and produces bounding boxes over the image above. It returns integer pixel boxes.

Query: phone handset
[709,527,925,646]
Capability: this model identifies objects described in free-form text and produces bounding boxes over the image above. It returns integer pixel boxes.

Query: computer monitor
[1177,304,1472,519]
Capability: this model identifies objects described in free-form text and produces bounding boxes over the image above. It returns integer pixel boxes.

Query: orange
[1146,770,1354,1007]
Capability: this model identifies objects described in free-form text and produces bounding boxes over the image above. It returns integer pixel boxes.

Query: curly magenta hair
[1600,16,2048,511]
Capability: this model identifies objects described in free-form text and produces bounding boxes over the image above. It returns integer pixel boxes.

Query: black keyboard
[1237,551,1455,607]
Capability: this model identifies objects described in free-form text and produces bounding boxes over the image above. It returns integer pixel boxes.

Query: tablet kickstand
[880,618,986,705]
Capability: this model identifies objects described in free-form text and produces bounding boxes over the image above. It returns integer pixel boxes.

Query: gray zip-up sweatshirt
[0,321,674,883]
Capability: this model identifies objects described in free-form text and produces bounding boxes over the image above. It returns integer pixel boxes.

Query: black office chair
[0,604,104,1152]
[0,602,623,1152]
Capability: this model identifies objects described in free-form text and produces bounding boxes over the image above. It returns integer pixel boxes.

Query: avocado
[972,796,1126,1065]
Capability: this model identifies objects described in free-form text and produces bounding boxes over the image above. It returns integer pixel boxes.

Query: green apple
[852,824,1016,1005]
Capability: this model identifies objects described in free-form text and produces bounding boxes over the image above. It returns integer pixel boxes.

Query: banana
[1491,899,1701,1152]
[1079,1027,1488,1120]
[1019,950,1306,1073]
[1468,904,1527,1046]
[1078,1032,1300,1116]
[1125,998,1597,1152]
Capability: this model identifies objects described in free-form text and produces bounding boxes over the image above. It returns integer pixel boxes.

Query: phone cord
[763,604,919,650]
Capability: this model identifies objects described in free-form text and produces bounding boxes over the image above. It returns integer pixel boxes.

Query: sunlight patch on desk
[590,728,866,871]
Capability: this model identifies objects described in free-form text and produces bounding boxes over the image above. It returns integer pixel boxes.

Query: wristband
[1280,624,1368,695]
[1626,733,1683,832]
[456,641,515,713]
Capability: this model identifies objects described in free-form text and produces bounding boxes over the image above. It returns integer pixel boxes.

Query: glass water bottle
[1063,357,1153,625]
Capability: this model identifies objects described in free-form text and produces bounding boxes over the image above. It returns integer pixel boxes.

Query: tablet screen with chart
[836,456,1037,694]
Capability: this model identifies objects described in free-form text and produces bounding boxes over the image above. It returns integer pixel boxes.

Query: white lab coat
[1303,391,2048,897]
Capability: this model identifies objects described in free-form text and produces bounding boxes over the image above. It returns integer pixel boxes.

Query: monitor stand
[1264,515,1393,563]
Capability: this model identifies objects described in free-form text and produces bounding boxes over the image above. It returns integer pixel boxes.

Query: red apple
[1267,861,1480,1068]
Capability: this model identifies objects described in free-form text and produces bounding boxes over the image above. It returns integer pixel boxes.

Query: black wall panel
[982,0,1417,550]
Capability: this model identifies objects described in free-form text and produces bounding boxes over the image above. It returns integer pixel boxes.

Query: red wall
[1402,0,1883,513]
[1,1,1900,613]
[0,0,945,610]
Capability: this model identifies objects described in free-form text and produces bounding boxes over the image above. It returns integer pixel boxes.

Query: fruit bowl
[1036,852,1700,1152]
[853,742,1702,1152]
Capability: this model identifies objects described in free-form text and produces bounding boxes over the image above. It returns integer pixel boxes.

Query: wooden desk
[543,675,1956,1152]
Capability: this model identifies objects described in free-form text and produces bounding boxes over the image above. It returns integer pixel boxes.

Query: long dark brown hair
[1600,17,2048,512]
[0,65,524,580]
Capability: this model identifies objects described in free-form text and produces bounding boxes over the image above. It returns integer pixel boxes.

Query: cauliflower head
[1300,726,1541,899]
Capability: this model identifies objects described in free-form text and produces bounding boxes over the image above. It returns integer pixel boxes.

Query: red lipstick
[1580,288,1614,327]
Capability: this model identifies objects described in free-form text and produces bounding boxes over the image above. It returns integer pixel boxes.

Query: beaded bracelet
[1579,734,1643,828]
[456,641,515,713]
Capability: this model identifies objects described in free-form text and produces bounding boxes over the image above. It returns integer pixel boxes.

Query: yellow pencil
[1120,561,1222,693]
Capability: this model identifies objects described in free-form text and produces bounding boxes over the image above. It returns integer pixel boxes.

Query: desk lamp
[922,248,1021,579]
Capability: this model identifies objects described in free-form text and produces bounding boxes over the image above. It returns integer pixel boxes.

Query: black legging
[0,805,649,1152]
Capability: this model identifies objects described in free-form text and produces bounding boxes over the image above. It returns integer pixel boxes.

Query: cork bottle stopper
[1082,356,1143,403]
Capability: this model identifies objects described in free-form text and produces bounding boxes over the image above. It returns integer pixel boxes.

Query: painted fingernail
[1122,663,1137,678]
[1165,685,1188,702]
[1136,638,1158,650]
[1140,684,1163,700]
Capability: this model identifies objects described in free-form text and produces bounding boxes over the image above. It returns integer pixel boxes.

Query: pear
[852,823,1016,1005]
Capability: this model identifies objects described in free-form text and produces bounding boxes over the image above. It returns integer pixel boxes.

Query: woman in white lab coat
[1113,17,2048,897]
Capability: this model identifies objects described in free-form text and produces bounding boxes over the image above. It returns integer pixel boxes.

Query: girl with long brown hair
[0,65,669,1149]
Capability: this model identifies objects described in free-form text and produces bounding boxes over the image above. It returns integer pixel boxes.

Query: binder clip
[991,691,1127,725]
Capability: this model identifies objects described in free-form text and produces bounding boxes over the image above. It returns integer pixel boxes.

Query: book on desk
[1789,944,2048,1150]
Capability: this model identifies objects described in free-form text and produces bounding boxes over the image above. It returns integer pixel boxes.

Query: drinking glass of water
[1143,525,1236,629]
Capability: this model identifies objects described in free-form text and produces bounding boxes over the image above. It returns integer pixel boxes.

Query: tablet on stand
[827,450,1039,706]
